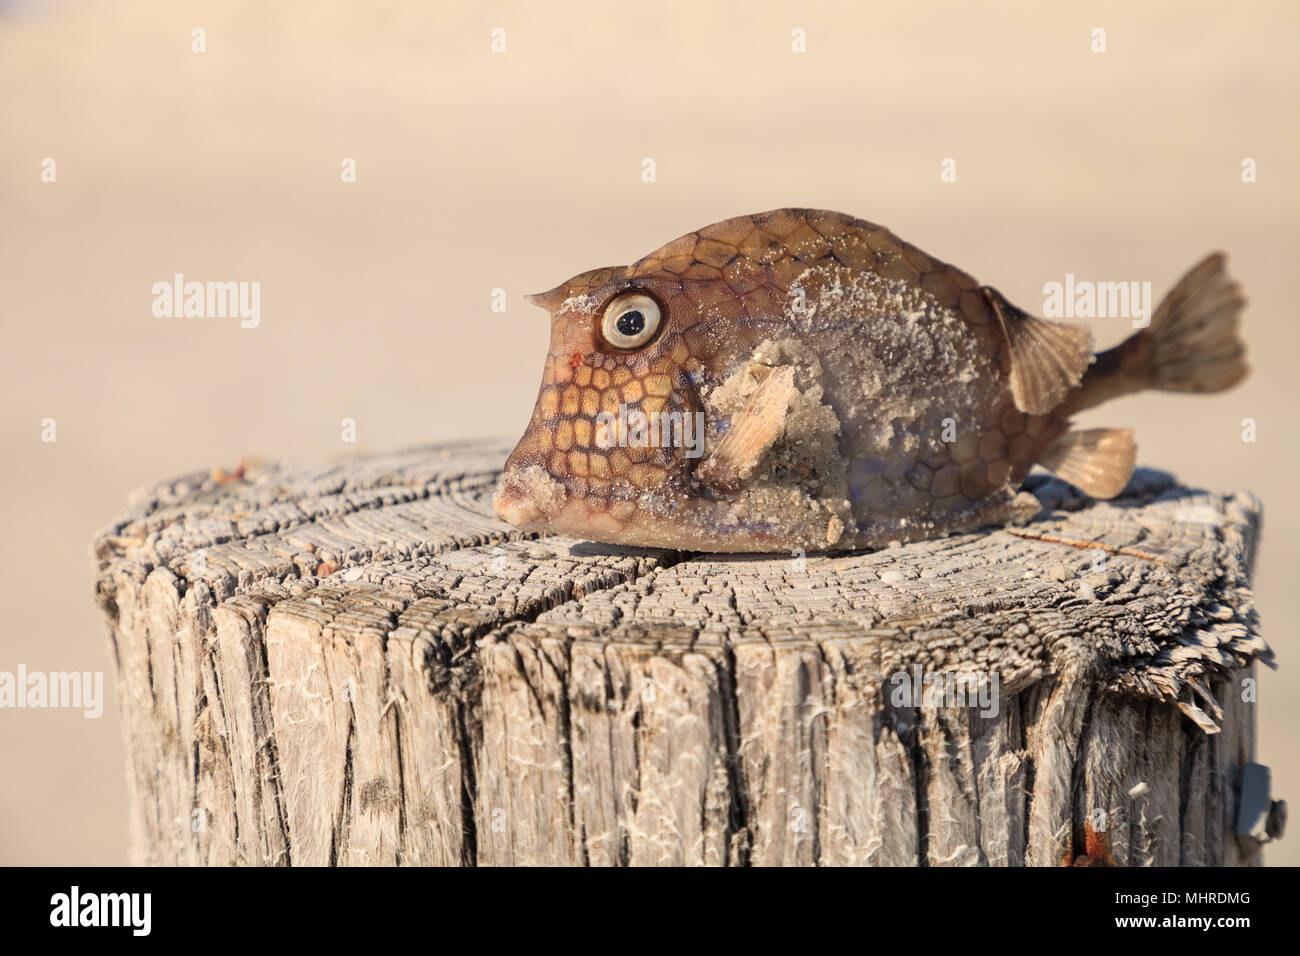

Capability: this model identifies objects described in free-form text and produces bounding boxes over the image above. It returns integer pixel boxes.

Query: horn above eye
[601,292,662,350]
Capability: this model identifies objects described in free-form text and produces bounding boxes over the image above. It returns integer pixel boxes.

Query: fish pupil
[616,310,645,337]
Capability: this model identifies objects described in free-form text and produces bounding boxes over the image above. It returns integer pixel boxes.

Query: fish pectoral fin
[695,365,797,494]
[983,286,1094,415]
[1038,427,1136,499]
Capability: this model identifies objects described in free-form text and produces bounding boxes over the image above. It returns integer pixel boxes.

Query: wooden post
[92,439,1280,866]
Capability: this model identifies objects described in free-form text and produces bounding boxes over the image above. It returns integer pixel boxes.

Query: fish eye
[601,293,662,350]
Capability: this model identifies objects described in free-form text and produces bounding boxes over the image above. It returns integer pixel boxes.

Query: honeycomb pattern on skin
[499,208,1072,549]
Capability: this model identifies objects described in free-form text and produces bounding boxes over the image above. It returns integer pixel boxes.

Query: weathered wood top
[91,439,1274,866]
[94,439,1269,714]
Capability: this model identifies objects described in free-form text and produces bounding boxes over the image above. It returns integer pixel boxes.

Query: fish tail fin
[1144,252,1249,394]
[1039,427,1136,499]
[1058,253,1249,415]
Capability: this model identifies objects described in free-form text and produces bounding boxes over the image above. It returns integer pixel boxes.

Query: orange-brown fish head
[494,266,713,541]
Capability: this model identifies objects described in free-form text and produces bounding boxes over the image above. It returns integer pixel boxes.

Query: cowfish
[493,209,1247,552]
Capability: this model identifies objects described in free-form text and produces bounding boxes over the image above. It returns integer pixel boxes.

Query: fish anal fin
[984,286,1094,415]
[695,365,797,494]
[1038,427,1136,499]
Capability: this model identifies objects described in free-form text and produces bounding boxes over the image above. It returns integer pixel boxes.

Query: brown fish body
[495,209,1247,552]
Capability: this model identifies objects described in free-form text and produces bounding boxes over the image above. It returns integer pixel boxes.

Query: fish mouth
[492,464,569,532]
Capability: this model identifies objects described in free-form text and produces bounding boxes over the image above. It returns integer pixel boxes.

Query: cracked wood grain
[92,441,1274,865]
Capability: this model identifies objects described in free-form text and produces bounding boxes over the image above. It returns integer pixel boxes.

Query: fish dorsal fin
[983,287,1094,415]
[1039,427,1136,499]
[695,365,797,494]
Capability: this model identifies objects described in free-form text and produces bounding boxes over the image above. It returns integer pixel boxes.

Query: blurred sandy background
[1,0,1296,864]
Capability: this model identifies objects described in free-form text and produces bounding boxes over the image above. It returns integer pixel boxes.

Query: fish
[493,208,1248,553]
